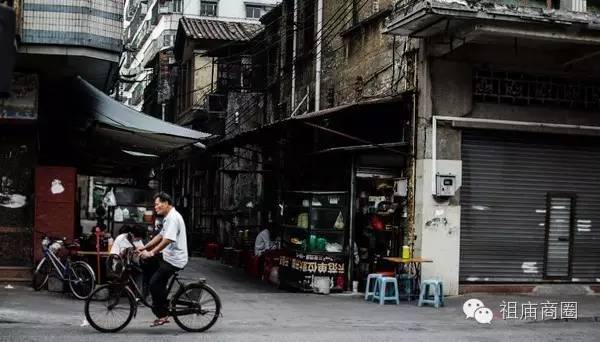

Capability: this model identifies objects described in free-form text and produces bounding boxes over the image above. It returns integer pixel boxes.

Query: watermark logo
[500,301,578,321]
[463,299,579,324]
[463,298,493,324]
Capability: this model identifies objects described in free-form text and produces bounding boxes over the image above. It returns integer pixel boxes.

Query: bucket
[313,276,331,295]
[402,245,411,259]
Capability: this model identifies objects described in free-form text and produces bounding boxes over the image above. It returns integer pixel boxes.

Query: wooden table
[383,257,433,300]
[76,251,110,284]
[76,251,110,256]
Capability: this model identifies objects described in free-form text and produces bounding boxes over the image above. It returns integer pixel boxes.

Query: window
[172,0,182,12]
[200,1,218,16]
[163,34,172,47]
[246,5,262,19]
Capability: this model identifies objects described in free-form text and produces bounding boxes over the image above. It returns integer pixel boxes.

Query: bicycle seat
[65,242,80,248]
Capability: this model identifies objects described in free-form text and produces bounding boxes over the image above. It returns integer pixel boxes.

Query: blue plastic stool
[364,273,382,300]
[418,279,444,308]
[372,277,400,305]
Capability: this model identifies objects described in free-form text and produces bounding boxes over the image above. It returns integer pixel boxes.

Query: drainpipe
[407,93,417,247]
[291,0,297,110]
[431,115,600,195]
[315,0,323,111]
[348,154,356,290]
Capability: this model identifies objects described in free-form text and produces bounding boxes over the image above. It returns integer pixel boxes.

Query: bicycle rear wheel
[172,283,221,332]
[32,257,50,291]
[84,284,135,333]
[68,261,96,299]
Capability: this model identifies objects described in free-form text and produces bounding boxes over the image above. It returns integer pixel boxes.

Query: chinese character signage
[1,73,38,120]
[279,253,345,276]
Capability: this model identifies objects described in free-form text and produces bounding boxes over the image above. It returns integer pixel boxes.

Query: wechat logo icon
[463,298,493,324]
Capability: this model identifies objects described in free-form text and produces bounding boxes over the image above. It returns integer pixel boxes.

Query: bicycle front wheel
[84,284,135,333]
[68,261,96,299]
[172,283,221,332]
[32,257,50,291]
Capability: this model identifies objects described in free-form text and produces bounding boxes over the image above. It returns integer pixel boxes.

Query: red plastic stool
[245,255,260,278]
[205,243,219,260]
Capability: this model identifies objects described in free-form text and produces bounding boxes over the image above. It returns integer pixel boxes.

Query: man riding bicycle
[138,192,188,327]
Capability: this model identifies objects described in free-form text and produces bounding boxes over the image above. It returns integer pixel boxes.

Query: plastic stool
[245,255,260,278]
[372,277,400,305]
[364,273,382,300]
[205,243,219,260]
[418,279,444,308]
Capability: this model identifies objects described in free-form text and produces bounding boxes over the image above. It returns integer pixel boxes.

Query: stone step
[0,266,32,282]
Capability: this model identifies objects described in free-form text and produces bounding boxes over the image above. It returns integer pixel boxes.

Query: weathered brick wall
[321,0,418,107]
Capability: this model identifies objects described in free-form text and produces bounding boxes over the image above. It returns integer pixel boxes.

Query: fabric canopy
[75,76,212,156]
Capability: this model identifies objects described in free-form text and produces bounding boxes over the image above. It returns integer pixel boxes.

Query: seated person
[254,226,274,257]
[109,225,148,293]
[110,225,145,255]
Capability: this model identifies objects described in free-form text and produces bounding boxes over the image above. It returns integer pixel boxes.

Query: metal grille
[460,130,600,282]
[474,69,600,111]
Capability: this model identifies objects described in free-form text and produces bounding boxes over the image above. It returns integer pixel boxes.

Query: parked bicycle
[84,248,221,333]
[32,232,96,300]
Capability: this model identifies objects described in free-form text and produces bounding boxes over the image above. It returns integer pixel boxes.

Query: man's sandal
[150,318,170,327]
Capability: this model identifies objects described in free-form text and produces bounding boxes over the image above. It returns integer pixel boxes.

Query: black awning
[210,94,412,152]
[71,77,214,175]
[75,76,213,156]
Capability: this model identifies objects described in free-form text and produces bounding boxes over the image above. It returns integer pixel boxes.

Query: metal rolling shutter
[460,130,600,282]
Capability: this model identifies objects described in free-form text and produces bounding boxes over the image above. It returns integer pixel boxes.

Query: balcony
[386,0,600,57]
[175,93,227,136]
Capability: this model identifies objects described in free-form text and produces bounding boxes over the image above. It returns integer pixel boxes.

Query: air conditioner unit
[561,0,585,11]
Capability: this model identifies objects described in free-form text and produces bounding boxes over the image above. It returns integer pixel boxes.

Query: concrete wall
[414,159,462,295]
[193,54,213,106]
[412,37,600,293]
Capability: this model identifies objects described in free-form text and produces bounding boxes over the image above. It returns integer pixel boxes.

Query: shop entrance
[352,153,407,289]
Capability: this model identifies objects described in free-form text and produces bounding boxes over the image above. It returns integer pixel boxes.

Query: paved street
[1,257,599,341]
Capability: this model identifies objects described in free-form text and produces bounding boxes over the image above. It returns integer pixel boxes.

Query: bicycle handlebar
[34,230,66,242]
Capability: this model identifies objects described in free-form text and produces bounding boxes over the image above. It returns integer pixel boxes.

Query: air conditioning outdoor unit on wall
[561,0,585,11]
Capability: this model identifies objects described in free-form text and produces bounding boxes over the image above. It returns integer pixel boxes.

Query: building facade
[0,0,123,280]
[387,0,600,294]
[120,0,279,116]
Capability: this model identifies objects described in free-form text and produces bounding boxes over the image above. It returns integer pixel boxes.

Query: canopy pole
[302,122,405,155]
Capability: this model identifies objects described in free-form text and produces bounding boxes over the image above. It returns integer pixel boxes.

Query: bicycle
[32,232,96,300]
[84,249,221,333]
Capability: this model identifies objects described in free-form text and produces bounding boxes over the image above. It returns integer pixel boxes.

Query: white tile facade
[21,0,123,52]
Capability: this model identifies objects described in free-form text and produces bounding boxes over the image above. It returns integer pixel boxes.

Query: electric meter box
[436,174,456,197]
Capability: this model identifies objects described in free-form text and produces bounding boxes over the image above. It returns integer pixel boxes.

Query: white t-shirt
[160,207,188,269]
[254,229,272,256]
[110,233,144,255]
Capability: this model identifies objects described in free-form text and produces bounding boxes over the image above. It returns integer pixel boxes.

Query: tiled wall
[21,0,123,52]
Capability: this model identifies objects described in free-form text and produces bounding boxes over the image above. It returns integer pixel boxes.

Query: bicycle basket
[105,254,127,281]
